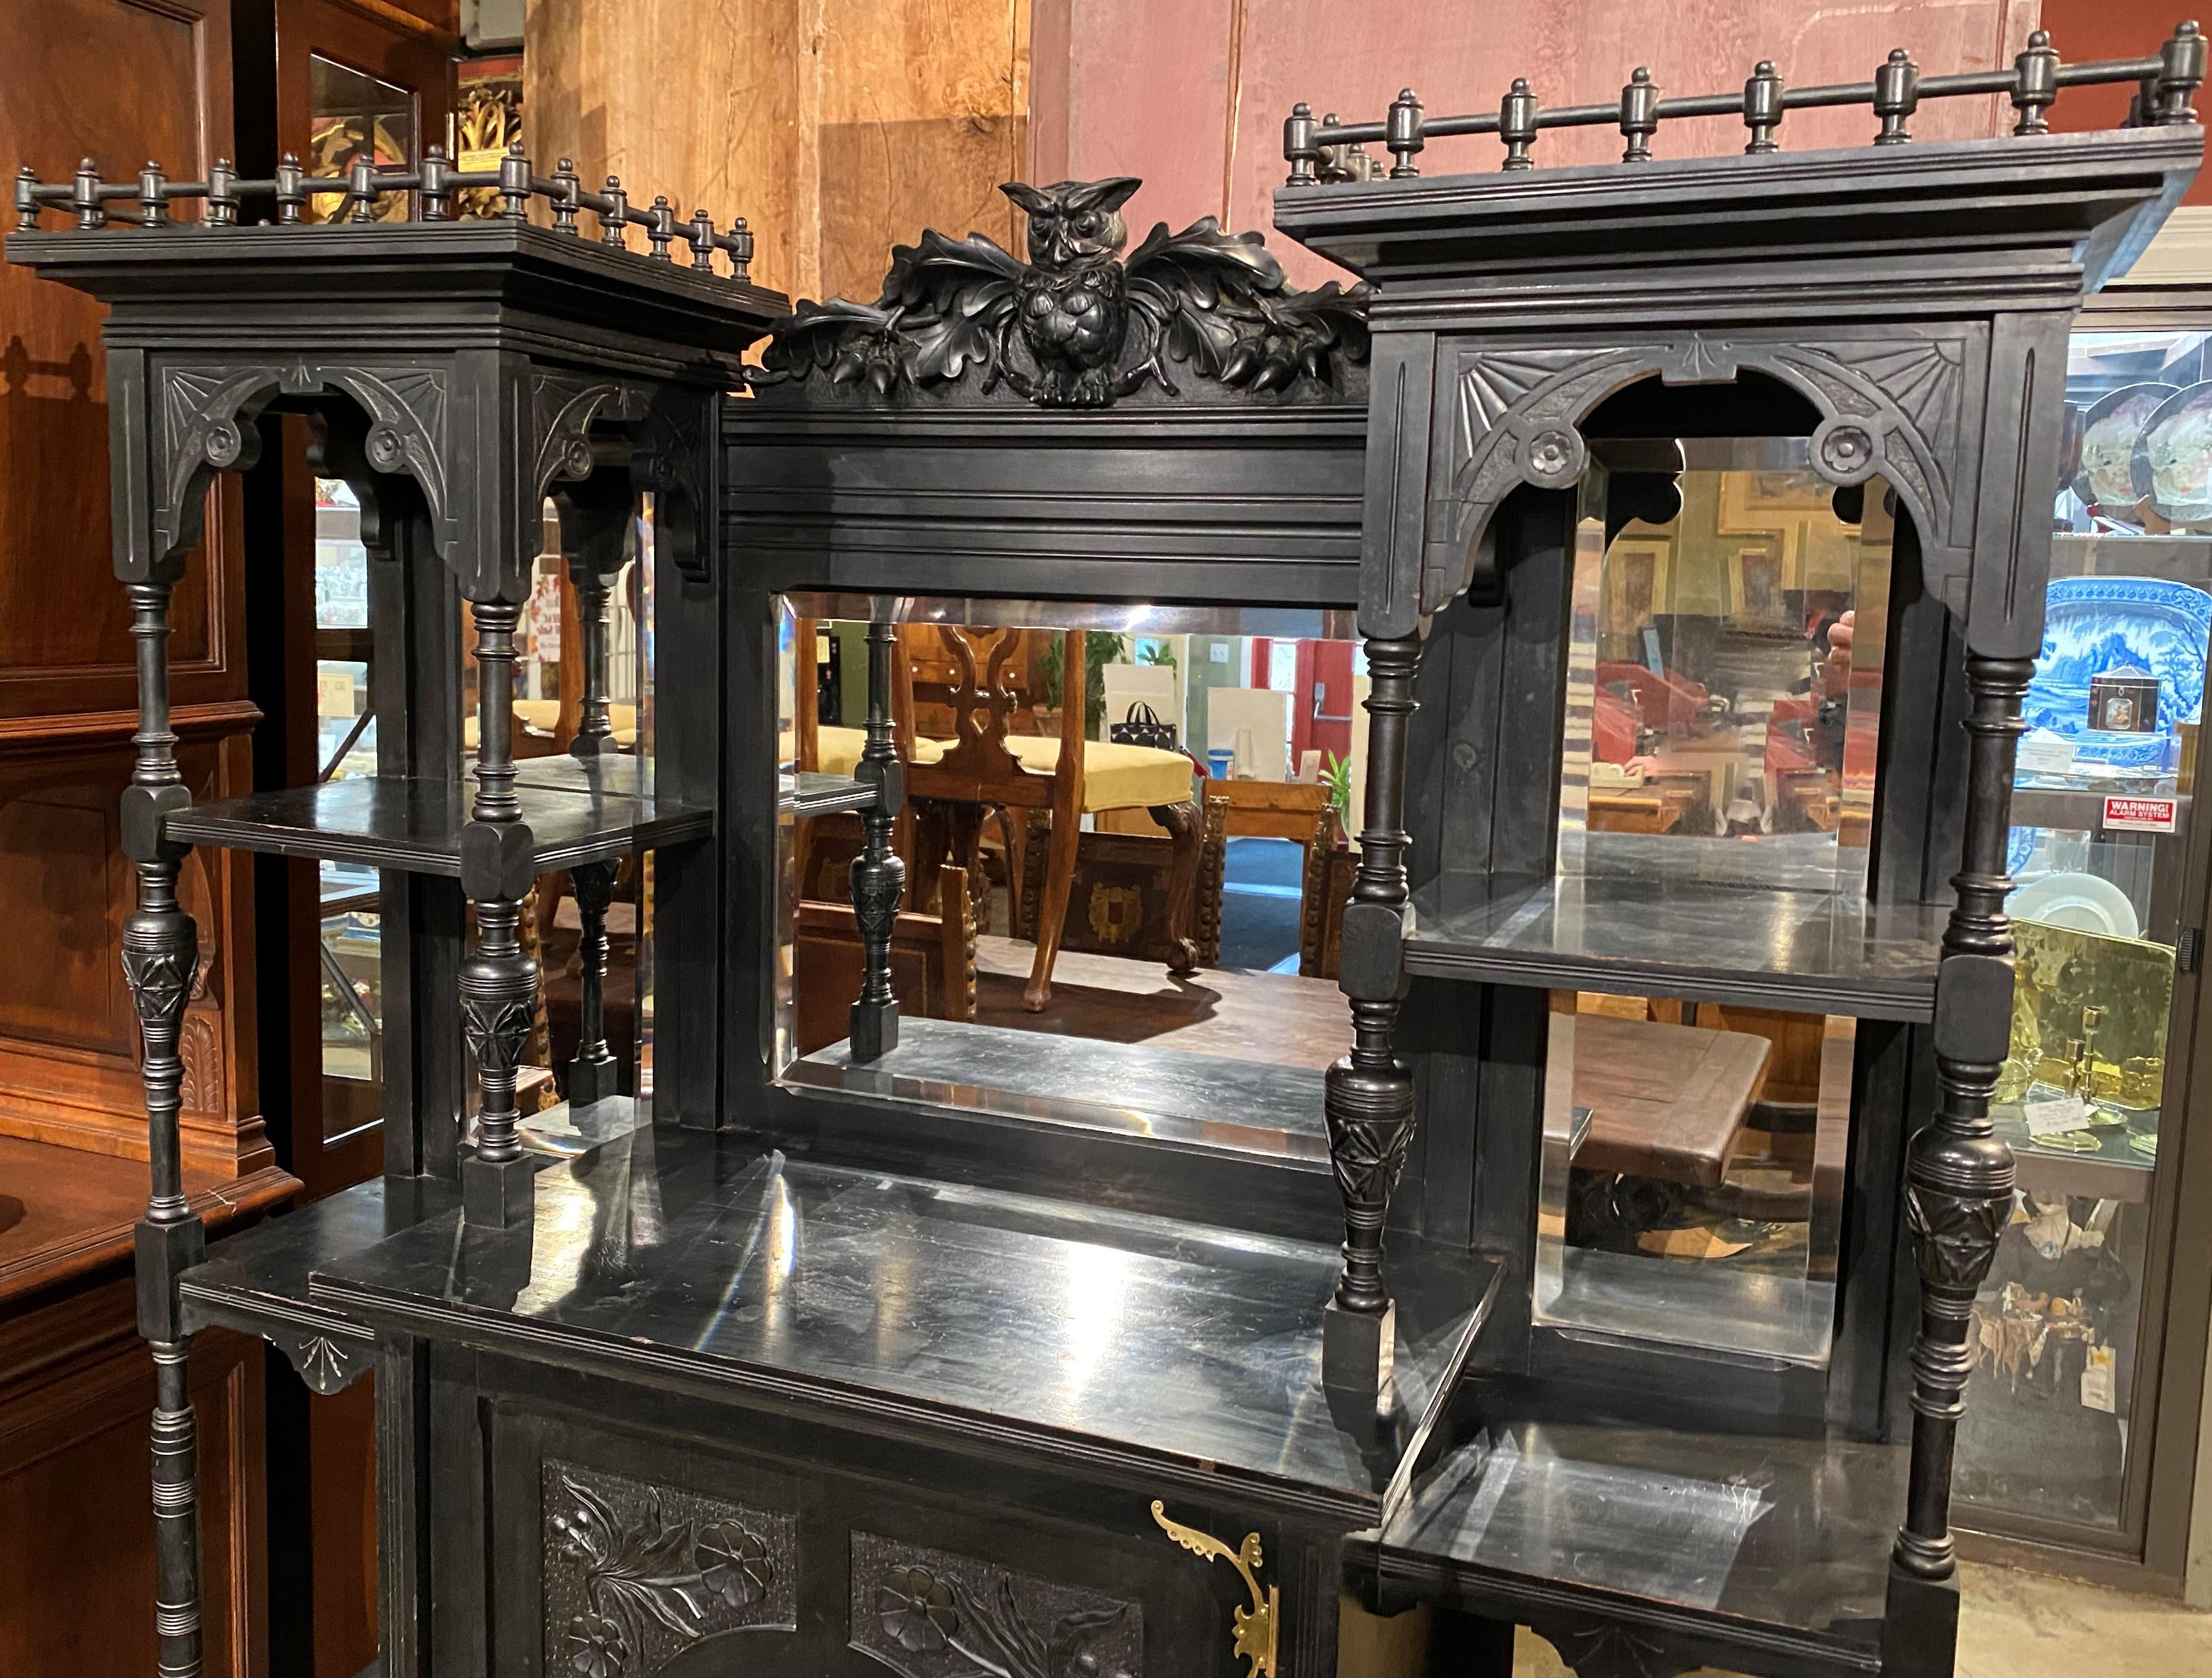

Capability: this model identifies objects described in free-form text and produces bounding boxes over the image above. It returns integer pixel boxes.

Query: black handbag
[1109,701,1177,752]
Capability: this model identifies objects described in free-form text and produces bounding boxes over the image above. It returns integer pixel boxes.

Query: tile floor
[1504,1561,2212,1676]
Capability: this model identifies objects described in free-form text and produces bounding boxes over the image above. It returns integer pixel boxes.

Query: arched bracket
[633,386,715,586]
[135,359,452,581]
[1426,330,1973,615]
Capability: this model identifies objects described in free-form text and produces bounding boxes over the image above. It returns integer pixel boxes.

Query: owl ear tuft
[1066,176,1141,214]
[1000,181,1057,215]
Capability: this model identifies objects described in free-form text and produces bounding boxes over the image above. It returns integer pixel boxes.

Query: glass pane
[1533,992,1852,1367]
[1558,439,1889,894]
[319,864,382,1141]
[1956,326,2212,1530]
[314,479,379,1139]
[306,55,415,224]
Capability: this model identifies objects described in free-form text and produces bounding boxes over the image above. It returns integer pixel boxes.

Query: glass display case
[1956,313,2212,1550]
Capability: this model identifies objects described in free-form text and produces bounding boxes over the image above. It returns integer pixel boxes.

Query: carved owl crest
[757,177,1369,409]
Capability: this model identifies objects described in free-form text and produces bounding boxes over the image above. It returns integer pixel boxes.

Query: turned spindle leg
[569,556,616,761]
[566,859,620,1103]
[1322,633,1420,1396]
[1895,655,2032,1565]
[461,598,539,1225]
[119,577,208,1678]
[472,600,522,822]
[849,609,906,1061]
[1886,652,2031,1662]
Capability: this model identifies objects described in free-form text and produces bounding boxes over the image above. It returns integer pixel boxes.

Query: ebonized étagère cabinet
[9,21,2212,1678]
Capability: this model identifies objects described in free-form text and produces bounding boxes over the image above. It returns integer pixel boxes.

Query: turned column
[566,858,621,1103]
[460,598,539,1226]
[1322,632,1421,1395]
[849,605,906,1061]
[118,576,208,1678]
[1893,652,2030,1581]
[568,548,619,761]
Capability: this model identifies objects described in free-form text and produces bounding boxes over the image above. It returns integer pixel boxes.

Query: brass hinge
[1151,1500,1279,1678]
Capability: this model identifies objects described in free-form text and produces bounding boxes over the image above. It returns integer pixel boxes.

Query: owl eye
[1076,213,1100,235]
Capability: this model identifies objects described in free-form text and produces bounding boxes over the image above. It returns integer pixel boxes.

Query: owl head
[1002,177,1141,271]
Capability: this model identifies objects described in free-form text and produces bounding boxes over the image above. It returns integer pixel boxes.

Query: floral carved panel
[541,1460,796,1678]
[849,1529,1141,1678]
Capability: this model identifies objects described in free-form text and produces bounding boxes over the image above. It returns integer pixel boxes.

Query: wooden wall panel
[0,0,241,719]
[526,0,1029,306]
[0,0,266,1186]
[815,0,1029,304]
[0,1279,265,1678]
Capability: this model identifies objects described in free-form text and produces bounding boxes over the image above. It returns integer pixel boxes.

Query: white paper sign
[2022,1091,2090,1137]
[2017,729,2078,775]
[2081,1345,2117,1414]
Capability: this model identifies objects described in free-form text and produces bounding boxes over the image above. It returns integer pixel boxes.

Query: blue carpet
[1217,836,1305,972]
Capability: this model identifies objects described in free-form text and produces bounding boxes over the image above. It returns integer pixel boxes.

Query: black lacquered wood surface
[305,1126,1493,1513]
[160,774,712,877]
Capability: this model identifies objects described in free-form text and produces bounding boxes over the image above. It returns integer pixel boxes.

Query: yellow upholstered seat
[463,701,638,752]
[1002,735,1192,811]
[816,724,946,774]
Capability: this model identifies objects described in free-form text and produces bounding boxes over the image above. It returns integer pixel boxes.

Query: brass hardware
[1151,1499,1278,1678]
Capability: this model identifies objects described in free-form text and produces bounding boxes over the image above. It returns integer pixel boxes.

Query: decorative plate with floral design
[2022,575,2211,769]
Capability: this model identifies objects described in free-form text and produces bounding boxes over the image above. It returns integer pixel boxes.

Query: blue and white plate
[2021,575,2211,769]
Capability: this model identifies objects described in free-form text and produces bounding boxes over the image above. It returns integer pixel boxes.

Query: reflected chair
[792,620,1202,1012]
[900,625,1201,1011]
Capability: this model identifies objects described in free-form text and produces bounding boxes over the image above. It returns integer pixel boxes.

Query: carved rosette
[848,1531,1141,1678]
[542,1462,796,1677]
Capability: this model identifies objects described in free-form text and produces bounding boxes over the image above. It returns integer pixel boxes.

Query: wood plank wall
[1031,0,2045,284]
[526,0,1031,306]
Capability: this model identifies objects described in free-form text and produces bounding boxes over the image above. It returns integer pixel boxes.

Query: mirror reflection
[1560,439,1890,895]
[772,595,1363,1167]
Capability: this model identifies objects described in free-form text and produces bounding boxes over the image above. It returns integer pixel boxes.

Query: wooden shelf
[161,769,712,878]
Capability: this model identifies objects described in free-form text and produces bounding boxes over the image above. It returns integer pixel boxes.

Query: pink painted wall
[1034,0,2067,285]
